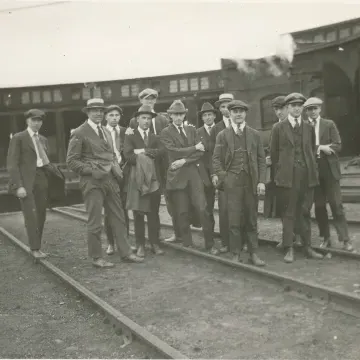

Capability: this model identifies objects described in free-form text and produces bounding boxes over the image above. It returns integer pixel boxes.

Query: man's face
[140,95,157,108]
[273,106,288,121]
[105,110,121,127]
[170,113,186,127]
[230,108,247,124]
[202,111,215,126]
[287,103,303,118]
[26,118,43,132]
[219,101,230,117]
[306,105,321,120]
[87,108,104,124]
[137,113,152,130]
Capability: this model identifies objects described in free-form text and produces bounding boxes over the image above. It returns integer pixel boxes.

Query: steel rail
[0,225,187,360]
[60,205,360,261]
[52,207,360,317]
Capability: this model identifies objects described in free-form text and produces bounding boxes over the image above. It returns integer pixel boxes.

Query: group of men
[7,86,352,268]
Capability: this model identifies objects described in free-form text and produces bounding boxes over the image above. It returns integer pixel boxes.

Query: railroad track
[64,203,360,261]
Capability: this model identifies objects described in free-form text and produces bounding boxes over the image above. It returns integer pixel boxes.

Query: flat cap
[24,109,45,120]
[303,97,323,109]
[272,95,286,108]
[104,104,123,115]
[227,100,249,111]
[138,88,158,100]
[284,92,306,105]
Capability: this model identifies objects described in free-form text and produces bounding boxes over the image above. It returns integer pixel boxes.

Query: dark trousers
[20,168,48,251]
[133,191,161,247]
[165,189,182,240]
[204,185,215,234]
[278,166,313,248]
[169,171,213,249]
[218,189,229,247]
[225,171,258,254]
[83,175,131,259]
[314,160,349,242]
[105,190,129,246]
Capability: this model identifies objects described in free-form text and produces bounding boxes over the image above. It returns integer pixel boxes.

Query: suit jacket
[313,117,342,181]
[129,114,169,134]
[196,125,214,174]
[212,125,266,194]
[7,129,65,201]
[270,119,319,188]
[123,129,164,190]
[160,123,211,191]
[209,120,227,174]
[66,122,123,195]
[104,125,127,167]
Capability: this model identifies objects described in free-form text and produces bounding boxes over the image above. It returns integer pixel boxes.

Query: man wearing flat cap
[67,98,143,268]
[103,105,129,256]
[270,93,323,263]
[160,100,217,254]
[212,100,266,266]
[209,93,234,253]
[304,97,353,251]
[123,104,165,258]
[196,102,218,240]
[7,109,65,259]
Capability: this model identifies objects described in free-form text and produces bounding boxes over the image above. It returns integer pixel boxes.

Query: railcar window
[72,88,81,100]
[169,80,178,93]
[339,28,350,39]
[326,31,337,42]
[43,90,52,103]
[121,85,130,97]
[131,84,139,97]
[82,88,91,100]
[53,89,62,102]
[190,78,199,91]
[32,91,41,104]
[21,92,30,105]
[102,86,112,99]
[200,77,209,90]
[353,24,360,34]
[180,79,189,92]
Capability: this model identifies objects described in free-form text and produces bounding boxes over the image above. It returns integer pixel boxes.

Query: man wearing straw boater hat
[304,97,353,251]
[196,102,218,243]
[212,100,266,266]
[67,98,143,268]
[160,100,218,254]
[270,93,323,263]
[209,93,234,253]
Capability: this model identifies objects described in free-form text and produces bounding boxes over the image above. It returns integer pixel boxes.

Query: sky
[1,0,360,88]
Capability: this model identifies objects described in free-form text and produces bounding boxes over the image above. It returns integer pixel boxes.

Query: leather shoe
[319,238,330,248]
[136,246,145,258]
[124,253,144,263]
[208,246,220,256]
[31,250,47,259]
[242,244,248,252]
[219,246,229,253]
[92,258,114,268]
[284,247,294,263]
[106,245,114,255]
[183,243,194,249]
[232,253,242,262]
[293,234,302,247]
[152,244,164,255]
[343,241,354,252]
[164,234,181,243]
[305,247,323,259]
[249,253,265,267]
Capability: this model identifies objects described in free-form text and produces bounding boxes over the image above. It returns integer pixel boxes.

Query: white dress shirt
[231,121,246,134]
[205,124,215,136]
[27,127,44,167]
[288,115,302,128]
[223,116,231,128]
[309,116,320,146]
[151,117,157,135]
[87,119,107,141]
[137,126,150,141]
[106,124,122,163]
[173,124,187,137]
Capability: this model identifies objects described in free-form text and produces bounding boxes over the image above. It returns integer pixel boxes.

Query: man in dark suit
[196,102,217,235]
[270,93,323,263]
[213,100,266,266]
[160,100,219,254]
[7,109,65,259]
[103,105,130,255]
[209,93,234,253]
[67,98,143,268]
[304,97,353,251]
[124,104,165,257]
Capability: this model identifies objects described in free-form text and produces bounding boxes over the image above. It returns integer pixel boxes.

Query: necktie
[97,125,105,140]
[179,126,188,145]
[34,133,49,166]
[237,124,243,136]
[207,126,212,135]
[143,130,149,147]
[294,117,300,129]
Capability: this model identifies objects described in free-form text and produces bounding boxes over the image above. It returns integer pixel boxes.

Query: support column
[55,110,66,164]
[9,114,18,137]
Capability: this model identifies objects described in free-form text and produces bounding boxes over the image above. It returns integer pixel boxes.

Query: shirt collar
[137,126,149,135]
[288,115,301,127]
[27,127,37,137]
[88,119,100,131]
[309,116,320,124]
[174,123,184,131]
[106,124,119,132]
[223,116,230,126]
[231,121,246,133]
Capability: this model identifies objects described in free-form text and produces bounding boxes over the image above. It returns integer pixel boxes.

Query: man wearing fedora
[270,93,323,263]
[196,102,218,240]
[213,100,266,266]
[7,109,65,259]
[160,100,217,254]
[304,97,353,251]
[124,104,165,258]
[67,98,143,268]
[103,105,130,256]
[209,93,234,253]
